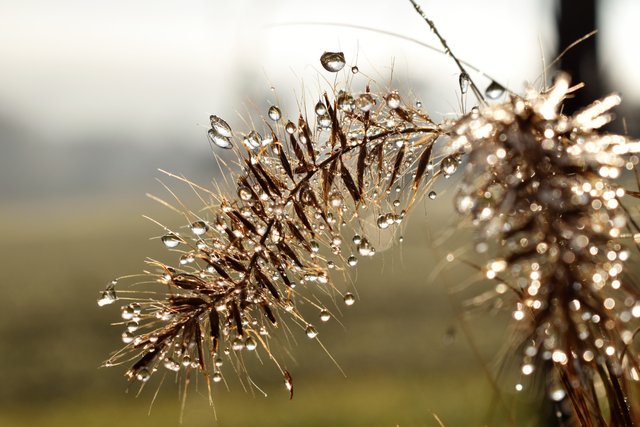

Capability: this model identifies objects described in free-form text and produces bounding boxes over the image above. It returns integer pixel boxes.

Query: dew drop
[318,114,332,129]
[320,51,346,72]
[268,105,281,121]
[351,65,359,74]
[190,221,209,236]
[213,372,223,383]
[310,240,320,253]
[243,130,262,150]
[136,368,151,382]
[377,215,389,229]
[207,129,233,149]
[285,121,296,134]
[343,292,356,306]
[347,255,358,267]
[440,156,458,176]
[245,336,257,351]
[97,280,117,306]
[164,357,180,372]
[356,93,374,112]
[337,92,355,112]
[315,100,327,115]
[320,309,331,322]
[352,234,362,245]
[161,233,181,248]
[459,73,470,94]
[385,92,401,109]
[485,80,505,99]
[121,331,134,344]
[549,387,566,402]
[305,324,318,339]
[428,191,437,200]
[357,238,373,256]
[231,337,245,351]
[238,186,253,201]
[209,115,233,138]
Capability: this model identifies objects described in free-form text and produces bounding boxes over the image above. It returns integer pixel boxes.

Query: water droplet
[485,80,505,99]
[320,51,346,72]
[385,92,401,109]
[310,240,320,253]
[207,129,233,149]
[238,186,253,201]
[214,357,223,367]
[97,280,117,306]
[357,238,373,256]
[347,255,358,267]
[268,105,281,121]
[440,156,458,176]
[285,121,296,134]
[315,100,327,115]
[213,372,223,382]
[459,73,470,94]
[305,324,318,339]
[209,115,233,138]
[243,130,262,150]
[122,331,134,343]
[320,309,331,322]
[377,215,390,229]
[245,336,257,351]
[428,191,437,200]
[161,233,181,248]
[356,93,374,112]
[549,387,566,402]
[343,292,356,306]
[232,337,244,351]
[352,234,362,245]
[351,65,359,74]
[337,92,355,112]
[126,321,139,333]
[190,221,209,235]
[318,114,332,129]
[415,101,422,108]
[164,357,180,372]
[136,367,151,382]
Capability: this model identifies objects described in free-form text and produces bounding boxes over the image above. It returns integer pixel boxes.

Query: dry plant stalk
[99,2,640,425]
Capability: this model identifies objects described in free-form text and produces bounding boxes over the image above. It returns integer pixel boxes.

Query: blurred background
[1,0,638,426]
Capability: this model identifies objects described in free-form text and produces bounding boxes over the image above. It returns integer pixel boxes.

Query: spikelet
[451,73,640,424]
[99,65,444,402]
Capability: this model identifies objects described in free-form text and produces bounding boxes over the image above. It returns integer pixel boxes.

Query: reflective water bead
[440,156,458,176]
[136,368,151,382]
[343,292,356,306]
[285,121,296,134]
[347,255,358,267]
[428,191,437,200]
[356,93,374,112]
[268,105,281,121]
[352,234,362,245]
[238,186,253,201]
[320,309,331,322]
[161,233,181,248]
[314,100,327,115]
[232,337,245,351]
[243,130,262,150]
[164,357,180,372]
[320,51,346,72]
[245,336,257,351]
[385,92,401,109]
[377,215,390,229]
[484,80,505,99]
[458,73,470,94]
[207,129,233,149]
[337,92,355,112]
[318,114,331,129]
[305,324,318,339]
[97,280,117,306]
[351,65,359,74]
[310,240,320,253]
[122,331,134,344]
[209,115,233,137]
[213,372,223,383]
[190,220,209,235]
[357,238,373,256]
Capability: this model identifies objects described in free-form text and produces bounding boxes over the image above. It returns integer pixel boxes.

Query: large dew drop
[209,115,233,138]
[97,280,118,306]
[161,233,182,248]
[190,221,209,236]
[268,105,281,121]
[208,129,233,149]
[459,73,470,94]
[320,51,346,72]
[485,80,505,99]
[243,130,262,150]
[343,292,356,306]
[305,324,318,339]
[440,156,458,177]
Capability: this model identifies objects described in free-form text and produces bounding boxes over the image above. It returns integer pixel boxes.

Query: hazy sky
[0,0,637,147]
